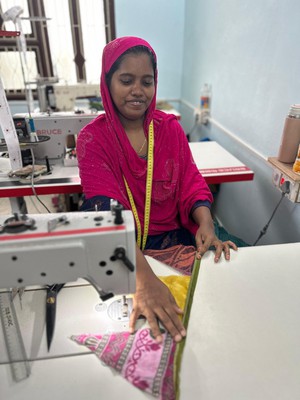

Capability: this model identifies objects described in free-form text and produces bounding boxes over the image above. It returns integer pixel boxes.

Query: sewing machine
[0,208,136,297]
[37,83,101,112]
[13,111,99,166]
[0,207,138,381]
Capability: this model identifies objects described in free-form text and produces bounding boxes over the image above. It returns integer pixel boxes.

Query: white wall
[114,0,185,100]
[181,0,300,245]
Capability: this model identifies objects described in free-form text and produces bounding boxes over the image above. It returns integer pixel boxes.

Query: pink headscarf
[77,36,212,235]
[100,36,157,133]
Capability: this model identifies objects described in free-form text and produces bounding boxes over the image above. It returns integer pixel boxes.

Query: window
[0,0,115,99]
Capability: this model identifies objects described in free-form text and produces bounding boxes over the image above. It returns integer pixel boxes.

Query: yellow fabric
[158,275,191,312]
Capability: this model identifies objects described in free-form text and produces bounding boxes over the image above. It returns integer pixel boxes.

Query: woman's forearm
[192,206,214,230]
[135,243,157,283]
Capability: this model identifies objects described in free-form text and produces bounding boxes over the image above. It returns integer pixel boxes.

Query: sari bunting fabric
[71,245,195,398]
[71,329,176,399]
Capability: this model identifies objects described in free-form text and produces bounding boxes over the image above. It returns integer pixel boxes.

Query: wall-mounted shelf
[268,157,300,203]
[268,157,300,183]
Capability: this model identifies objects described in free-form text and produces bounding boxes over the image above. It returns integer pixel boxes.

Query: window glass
[43,0,77,84]
[79,0,106,83]
[0,51,38,90]
[0,0,108,92]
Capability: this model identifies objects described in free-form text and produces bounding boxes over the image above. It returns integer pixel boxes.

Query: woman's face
[109,53,155,124]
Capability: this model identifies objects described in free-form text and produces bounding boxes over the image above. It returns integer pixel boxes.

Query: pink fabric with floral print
[71,328,176,399]
[70,246,197,398]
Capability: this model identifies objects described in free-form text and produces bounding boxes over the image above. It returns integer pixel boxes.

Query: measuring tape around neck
[0,78,23,171]
[124,121,154,250]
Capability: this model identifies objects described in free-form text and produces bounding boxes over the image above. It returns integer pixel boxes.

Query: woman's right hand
[129,246,186,343]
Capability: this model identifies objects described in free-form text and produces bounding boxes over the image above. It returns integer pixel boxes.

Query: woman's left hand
[195,225,238,262]
[192,207,238,262]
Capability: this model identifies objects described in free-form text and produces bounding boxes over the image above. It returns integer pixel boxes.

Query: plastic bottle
[278,104,300,163]
[200,83,211,111]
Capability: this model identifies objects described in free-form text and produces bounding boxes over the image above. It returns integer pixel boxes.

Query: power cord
[30,148,51,213]
[252,182,290,246]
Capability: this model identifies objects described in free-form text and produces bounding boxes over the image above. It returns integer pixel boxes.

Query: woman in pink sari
[77,36,237,343]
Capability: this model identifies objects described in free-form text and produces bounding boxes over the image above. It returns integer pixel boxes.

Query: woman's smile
[126,99,146,107]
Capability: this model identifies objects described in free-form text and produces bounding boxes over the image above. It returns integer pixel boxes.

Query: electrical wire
[29,148,51,213]
[29,195,42,213]
[252,187,289,246]
[187,119,198,142]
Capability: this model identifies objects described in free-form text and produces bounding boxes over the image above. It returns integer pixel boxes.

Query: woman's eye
[143,80,153,86]
[120,79,131,85]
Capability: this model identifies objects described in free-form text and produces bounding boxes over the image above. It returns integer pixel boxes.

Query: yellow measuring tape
[123,121,154,250]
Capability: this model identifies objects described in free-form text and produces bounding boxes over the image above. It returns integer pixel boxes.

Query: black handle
[114,247,135,272]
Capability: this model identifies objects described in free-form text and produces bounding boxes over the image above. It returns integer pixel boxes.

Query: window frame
[0,0,115,100]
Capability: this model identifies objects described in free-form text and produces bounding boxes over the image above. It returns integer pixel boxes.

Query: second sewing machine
[13,111,99,167]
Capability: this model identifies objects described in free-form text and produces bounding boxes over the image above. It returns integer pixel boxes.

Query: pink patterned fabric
[144,245,196,275]
[71,328,176,399]
[77,36,213,235]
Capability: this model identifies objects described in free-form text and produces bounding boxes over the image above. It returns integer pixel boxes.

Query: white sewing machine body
[13,111,100,165]
[38,83,100,112]
[0,210,136,297]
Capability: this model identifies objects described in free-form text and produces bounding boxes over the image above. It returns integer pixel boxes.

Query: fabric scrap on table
[158,275,190,313]
[71,328,176,399]
[144,244,196,275]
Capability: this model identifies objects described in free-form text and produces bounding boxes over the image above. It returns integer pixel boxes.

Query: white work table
[180,242,300,400]
[1,243,299,399]
[189,141,254,183]
[0,141,254,200]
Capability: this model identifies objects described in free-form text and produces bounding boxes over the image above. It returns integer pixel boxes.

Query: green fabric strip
[173,256,201,400]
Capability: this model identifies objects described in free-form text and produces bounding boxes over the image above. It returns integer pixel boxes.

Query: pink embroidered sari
[77,36,212,236]
[71,245,197,399]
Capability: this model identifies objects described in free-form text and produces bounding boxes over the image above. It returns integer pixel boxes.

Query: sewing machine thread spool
[114,204,124,225]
